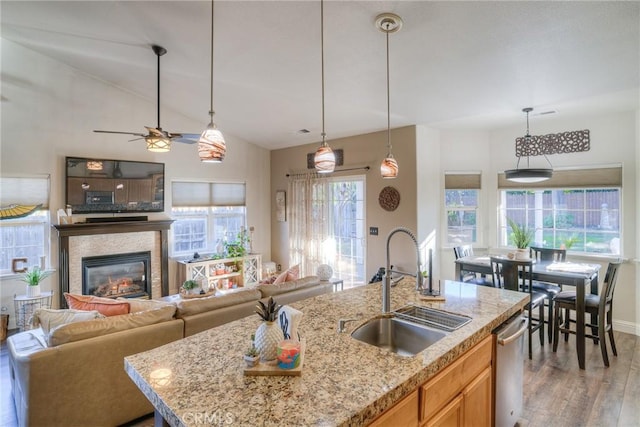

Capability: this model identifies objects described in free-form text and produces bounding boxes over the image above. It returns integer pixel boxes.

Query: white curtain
[288,174,329,276]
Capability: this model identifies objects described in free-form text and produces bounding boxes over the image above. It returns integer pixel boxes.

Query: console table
[174,254,262,291]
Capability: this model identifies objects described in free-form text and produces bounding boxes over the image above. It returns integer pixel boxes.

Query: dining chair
[553,261,622,367]
[529,246,565,343]
[453,245,493,287]
[491,257,546,359]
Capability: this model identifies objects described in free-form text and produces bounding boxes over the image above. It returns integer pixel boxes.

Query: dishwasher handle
[497,317,528,346]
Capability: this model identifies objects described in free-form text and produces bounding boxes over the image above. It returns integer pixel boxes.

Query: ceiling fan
[94,45,199,152]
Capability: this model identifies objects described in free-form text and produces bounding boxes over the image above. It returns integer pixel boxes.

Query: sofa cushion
[175,288,262,318]
[117,297,175,313]
[64,293,130,316]
[272,264,300,284]
[258,276,320,298]
[30,308,105,335]
[48,305,176,347]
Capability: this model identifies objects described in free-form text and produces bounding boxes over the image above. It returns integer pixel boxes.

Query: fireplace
[82,251,151,298]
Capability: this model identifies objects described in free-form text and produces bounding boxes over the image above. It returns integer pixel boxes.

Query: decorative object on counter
[505,107,554,183]
[244,338,306,376]
[316,263,333,281]
[21,266,52,297]
[420,248,442,299]
[279,305,303,340]
[277,339,301,369]
[378,186,400,211]
[376,12,403,179]
[244,342,260,367]
[507,218,533,260]
[254,297,284,361]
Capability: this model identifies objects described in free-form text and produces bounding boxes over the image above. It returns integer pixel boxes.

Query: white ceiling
[2,1,639,150]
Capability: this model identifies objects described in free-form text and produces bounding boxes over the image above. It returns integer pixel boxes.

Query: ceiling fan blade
[128,137,145,142]
[172,134,200,144]
[94,130,146,137]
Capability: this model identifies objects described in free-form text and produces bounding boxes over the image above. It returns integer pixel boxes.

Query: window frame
[443,172,482,248]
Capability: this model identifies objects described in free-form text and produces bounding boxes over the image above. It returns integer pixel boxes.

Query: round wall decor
[378,186,400,211]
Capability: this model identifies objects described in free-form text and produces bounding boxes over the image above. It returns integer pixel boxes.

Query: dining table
[455,255,601,369]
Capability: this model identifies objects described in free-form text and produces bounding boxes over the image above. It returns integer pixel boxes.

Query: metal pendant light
[505,107,553,183]
[313,0,335,174]
[377,13,402,179]
[198,0,226,163]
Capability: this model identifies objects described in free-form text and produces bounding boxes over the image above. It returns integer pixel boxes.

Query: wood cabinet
[175,254,262,291]
[366,336,493,427]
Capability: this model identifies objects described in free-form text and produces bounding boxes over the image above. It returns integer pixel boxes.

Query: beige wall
[270,126,418,281]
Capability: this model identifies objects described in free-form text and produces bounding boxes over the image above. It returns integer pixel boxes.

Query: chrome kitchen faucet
[383,227,423,313]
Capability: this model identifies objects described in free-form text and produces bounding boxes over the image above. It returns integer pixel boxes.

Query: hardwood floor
[1,330,638,426]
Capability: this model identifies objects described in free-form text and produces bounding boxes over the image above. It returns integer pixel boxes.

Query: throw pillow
[272,269,290,285]
[286,264,300,281]
[64,293,130,317]
[259,275,278,285]
[30,308,105,335]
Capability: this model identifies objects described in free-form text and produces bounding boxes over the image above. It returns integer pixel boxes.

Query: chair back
[490,257,533,293]
[453,245,474,259]
[602,261,622,305]
[529,246,566,263]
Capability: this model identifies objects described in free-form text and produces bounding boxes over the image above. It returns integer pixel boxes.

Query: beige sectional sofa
[7,276,331,426]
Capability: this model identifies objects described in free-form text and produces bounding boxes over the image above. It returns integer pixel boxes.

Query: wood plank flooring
[1,330,638,426]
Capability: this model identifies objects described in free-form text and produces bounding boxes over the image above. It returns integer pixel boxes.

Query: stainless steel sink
[351,315,447,357]
[393,305,472,332]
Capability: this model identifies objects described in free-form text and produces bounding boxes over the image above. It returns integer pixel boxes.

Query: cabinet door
[424,394,463,427]
[369,390,419,427]
[462,366,492,427]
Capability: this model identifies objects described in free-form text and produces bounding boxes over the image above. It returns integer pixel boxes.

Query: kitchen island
[125,280,528,426]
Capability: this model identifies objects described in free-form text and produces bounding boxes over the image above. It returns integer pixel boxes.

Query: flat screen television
[65,157,165,214]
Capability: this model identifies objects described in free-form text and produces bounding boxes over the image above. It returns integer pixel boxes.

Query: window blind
[444,172,482,189]
[172,182,246,207]
[498,166,622,189]
[0,176,50,208]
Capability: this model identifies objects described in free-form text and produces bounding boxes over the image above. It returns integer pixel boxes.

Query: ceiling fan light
[198,126,226,163]
[86,160,103,171]
[381,155,399,179]
[505,168,553,183]
[314,143,336,174]
[146,136,171,153]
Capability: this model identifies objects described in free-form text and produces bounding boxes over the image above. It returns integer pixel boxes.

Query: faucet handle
[337,318,358,333]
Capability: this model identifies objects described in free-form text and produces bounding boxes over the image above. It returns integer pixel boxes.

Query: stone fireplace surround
[53,220,172,309]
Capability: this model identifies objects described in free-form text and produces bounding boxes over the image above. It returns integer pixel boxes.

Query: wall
[0,39,271,329]
[437,110,638,334]
[270,126,418,282]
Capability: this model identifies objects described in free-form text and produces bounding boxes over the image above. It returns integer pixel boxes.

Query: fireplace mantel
[53,220,173,307]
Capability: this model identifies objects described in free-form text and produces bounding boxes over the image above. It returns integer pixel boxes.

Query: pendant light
[198,0,226,163]
[505,107,553,183]
[313,0,335,174]
[376,13,402,179]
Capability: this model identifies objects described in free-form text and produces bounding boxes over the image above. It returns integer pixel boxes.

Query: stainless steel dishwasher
[493,313,528,427]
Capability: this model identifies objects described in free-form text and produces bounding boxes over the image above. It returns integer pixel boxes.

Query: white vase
[254,321,284,361]
[515,248,529,260]
[26,284,41,297]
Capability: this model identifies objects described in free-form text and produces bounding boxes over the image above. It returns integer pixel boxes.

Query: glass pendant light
[198,0,226,163]
[313,0,335,174]
[376,13,402,179]
[505,107,553,183]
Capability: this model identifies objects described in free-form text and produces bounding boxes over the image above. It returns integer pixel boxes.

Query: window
[499,188,621,255]
[0,176,51,275]
[497,167,622,256]
[445,172,481,245]
[171,182,246,256]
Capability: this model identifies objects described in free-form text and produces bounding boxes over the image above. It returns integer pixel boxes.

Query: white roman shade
[0,176,50,208]
[498,166,622,189]
[172,182,246,207]
[445,172,482,189]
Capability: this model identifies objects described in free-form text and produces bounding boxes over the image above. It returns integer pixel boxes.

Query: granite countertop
[125,279,528,427]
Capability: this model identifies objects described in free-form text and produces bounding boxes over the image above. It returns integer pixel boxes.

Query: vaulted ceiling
[2,1,639,150]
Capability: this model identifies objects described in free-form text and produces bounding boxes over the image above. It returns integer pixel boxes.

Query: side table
[14,291,53,331]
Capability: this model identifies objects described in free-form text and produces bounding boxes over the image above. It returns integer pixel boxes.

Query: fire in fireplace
[82,251,151,298]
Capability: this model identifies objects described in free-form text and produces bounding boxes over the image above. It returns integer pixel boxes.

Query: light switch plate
[369,227,379,236]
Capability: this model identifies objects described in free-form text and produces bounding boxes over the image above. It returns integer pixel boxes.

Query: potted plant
[507,218,533,260]
[21,266,52,297]
[182,279,199,295]
[244,343,260,367]
[253,297,283,361]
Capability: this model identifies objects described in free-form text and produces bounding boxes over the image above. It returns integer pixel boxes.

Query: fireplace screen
[82,251,151,298]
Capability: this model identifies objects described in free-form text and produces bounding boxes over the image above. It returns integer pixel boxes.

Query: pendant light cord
[386,25,391,154]
[320,0,326,144]
[209,0,215,121]
[157,51,161,128]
